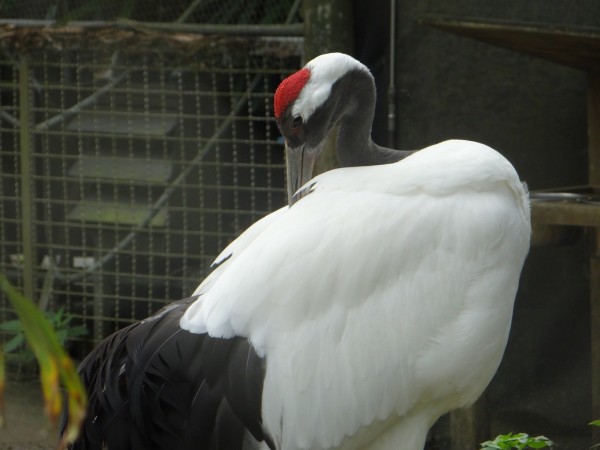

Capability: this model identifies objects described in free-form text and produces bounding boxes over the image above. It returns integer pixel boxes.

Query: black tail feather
[63,296,273,450]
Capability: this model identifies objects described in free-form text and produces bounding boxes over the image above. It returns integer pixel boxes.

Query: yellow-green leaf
[0,349,4,428]
[0,274,87,447]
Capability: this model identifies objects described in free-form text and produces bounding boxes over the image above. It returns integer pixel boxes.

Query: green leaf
[480,432,553,450]
[528,439,553,449]
[0,349,4,427]
[590,420,600,427]
[3,334,25,353]
[66,326,88,339]
[55,329,68,346]
[0,274,87,447]
[52,309,70,327]
[480,444,503,450]
[0,320,23,332]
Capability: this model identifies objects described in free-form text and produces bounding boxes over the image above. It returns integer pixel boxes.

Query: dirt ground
[0,378,589,450]
[0,379,58,450]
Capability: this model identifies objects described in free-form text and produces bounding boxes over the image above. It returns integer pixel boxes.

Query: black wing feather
[64,296,273,450]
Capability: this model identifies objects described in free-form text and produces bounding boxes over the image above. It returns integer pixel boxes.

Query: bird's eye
[292,116,303,128]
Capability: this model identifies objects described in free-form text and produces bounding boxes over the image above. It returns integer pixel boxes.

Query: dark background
[355,1,594,448]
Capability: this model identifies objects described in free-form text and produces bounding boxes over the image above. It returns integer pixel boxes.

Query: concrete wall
[354,1,595,448]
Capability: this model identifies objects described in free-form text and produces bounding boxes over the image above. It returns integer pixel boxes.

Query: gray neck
[335,69,412,167]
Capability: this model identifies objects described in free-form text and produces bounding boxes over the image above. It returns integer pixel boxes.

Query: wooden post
[303,0,354,61]
[592,255,600,437]
[589,73,600,440]
[450,395,490,449]
[302,0,354,175]
[18,58,35,301]
[589,74,600,186]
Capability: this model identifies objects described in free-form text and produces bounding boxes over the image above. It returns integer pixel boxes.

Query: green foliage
[480,432,553,450]
[0,307,87,363]
[0,319,26,355]
[0,274,87,447]
[591,420,600,449]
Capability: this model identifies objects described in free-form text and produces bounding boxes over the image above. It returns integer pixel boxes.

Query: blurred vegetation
[1,307,87,367]
[0,274,86,449]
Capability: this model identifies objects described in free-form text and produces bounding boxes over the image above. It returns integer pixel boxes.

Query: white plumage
[181,139,531,450]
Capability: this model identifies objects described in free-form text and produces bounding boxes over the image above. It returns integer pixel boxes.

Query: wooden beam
[531,199,600,227]
[423,16,600,72]
[303,0,354,175]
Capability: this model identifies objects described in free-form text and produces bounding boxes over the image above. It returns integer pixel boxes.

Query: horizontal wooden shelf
[532,200,600,227]
[423,15,600,72]
[531,186,600,227]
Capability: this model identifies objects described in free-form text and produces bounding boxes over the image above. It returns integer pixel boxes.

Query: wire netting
[0,40,301,358]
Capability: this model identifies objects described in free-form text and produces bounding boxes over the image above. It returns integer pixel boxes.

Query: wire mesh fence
[0,34,302,358]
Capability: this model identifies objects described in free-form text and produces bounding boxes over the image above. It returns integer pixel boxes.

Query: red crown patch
[274,68,310,119]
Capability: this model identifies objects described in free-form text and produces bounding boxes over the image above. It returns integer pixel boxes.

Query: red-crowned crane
[64,52,531,450]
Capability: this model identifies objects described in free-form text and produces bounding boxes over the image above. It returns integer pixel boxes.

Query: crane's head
[274,53,372,205]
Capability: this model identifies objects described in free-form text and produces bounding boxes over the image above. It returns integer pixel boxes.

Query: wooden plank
[67,201,167,227]
[66,111,177,136]
[68,156,172,183]
[423,17,600,72]
[532,200,600,227]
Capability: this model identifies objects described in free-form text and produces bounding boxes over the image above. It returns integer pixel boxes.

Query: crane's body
[65,53,531,450]
[182,139,530,450]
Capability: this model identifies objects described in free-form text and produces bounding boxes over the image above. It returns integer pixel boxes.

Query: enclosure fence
[0,26,302,357]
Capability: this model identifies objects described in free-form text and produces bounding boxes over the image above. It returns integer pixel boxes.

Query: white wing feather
[191,206,287,297]
[181,140,531,450]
